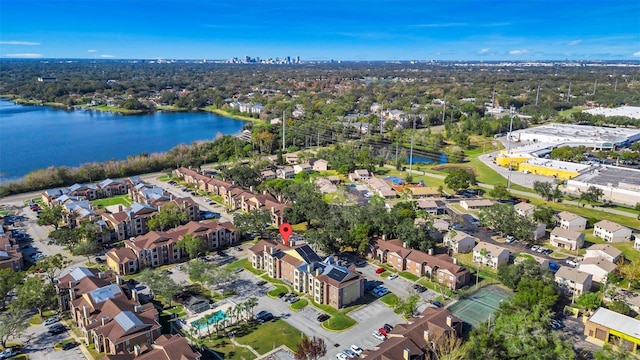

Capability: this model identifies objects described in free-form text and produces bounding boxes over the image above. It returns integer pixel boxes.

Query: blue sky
[1,0,639,60]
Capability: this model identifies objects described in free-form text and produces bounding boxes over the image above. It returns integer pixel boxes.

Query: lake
[0,99,247,182]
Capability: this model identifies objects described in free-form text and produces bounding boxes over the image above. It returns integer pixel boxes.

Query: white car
[350,345,363,355]
[531,245,540,252]
[388,274,398,280]
[372,331,386,340]
[43,316,60,326]
[566,259,579,267]
[0,348,20,359]
[336,353,348,360]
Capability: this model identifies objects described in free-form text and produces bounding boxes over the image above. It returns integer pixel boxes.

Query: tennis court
[448,285,513,328]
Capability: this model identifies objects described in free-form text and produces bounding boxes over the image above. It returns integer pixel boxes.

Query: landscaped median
[227,258,263,276]
[267,285,289,298]
[290,299,308,311]
[308,299,356,332]
[379,293,399,307]
[399,271,420,282]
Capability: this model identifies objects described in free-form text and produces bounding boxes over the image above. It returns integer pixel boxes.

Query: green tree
[533,181,554,201]
[508,278,558,311]
[234,208,272,236]
[137,269,183,308]
[394,294,421,318]
[533,205,556,227]
[575,292,602,312]
[49,227,82,247]
[39,253,71,283]
[177,234,208,260]
[489,184,511,200]
[0,307,29,348]
[72,239,101,263]
[37,204,63,230]
[444,169,476,193]
[607,300,632,316]
[15,276,57,317]
[0,269,24,310]
[148,203,188,231]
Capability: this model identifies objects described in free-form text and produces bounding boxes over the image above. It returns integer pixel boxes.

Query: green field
[91,195,132,207]
[235,319,304,355]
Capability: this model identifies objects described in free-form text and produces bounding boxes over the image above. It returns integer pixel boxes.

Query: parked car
[256,280,267,286]
[336,353,348,360]
[383,323,394,332]
[287,297,300,303]
[388,274,398,280]
[375,267,385,274]
[505,235,515,243]
[432,301,443,308]
[62,342,79,350]
[277,292,287,298]
[372,331,386,340]
[343,349,358,358]
[0,348,20,359]
[255,310,270,319]
[317,314,330,322]
[350,345,363,355]
[44,316,61,326]
[94,257,105,263]
[48,324,66,335]
[531,245,540,252]
[233,268,244,274]
[566,259,579,267]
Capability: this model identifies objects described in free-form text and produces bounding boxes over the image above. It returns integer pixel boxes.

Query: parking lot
[14,320,83,360]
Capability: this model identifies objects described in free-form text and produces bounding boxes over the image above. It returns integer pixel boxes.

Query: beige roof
[514,202,535,212]
[586,244,623,259]
[473,242,509,257]
[557,211,585,222]
[594,220,628,233]
[551,227,583,241]
[580,257,617,272]
[555,266,592,284]
[461,199,493,207]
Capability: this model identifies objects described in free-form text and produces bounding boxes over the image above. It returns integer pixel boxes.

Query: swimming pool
[190,310,228,330]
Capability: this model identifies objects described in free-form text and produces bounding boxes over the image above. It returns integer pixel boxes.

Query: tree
[15,276,57,317]
[0,307,29,348]
[575,292,602,312]
[533,181,554,201]
[394,294,421,318]
[148,203,188,231]
[581,186,605,207]
[72,239,101,263]
[489,183,511,200]
[617,261,640,289]
[137,269,183,308]
[425,331,464,360]
[284,182,329,226]
[234,208,272,236]
[177,234,208,260]
[607,300,633,316]
[507,278,558,311]
[37,204,63,229]
[220,165,262,189]
[295,336,327,360]
[0,269,24,310]
[39,253,71,283]
[635,202,640,219]
[49,227,82,248]
[444,169,476,193]
[533,205,556,227]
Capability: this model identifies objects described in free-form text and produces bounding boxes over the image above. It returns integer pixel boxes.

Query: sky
[1,0,639,61]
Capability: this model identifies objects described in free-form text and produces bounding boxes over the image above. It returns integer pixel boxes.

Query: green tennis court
[448,285,513,327]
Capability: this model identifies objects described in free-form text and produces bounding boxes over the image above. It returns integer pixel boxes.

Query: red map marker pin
[279,223,292,246]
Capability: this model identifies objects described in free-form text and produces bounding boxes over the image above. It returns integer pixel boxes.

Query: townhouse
[370,238,470,290]
[579,257,617,283]
[443,231,476,254]
[42,177,137,206]
[99,179,128,197]
[367,177,397,199]
[249,240,364,309]
[56,267,119,311]
[556,211,587,231]
[0,230,23,271]
[348,169,371,182]
[555,266,593,296]
[472,242,510,269]
[416,199,446,215]
[583,244,623,264]
[101,334,201,360]
[107,221,238,274]
[312,159,328,172]
[593,220,632,243]
[460,199,493,211]
[550,227,585,251]
[407,187,441,199]
[514,202,535,217]
[363,307,463,360]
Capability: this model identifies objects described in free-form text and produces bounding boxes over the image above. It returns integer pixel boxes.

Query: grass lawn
[228,258,263,276]
[29,310,57,325]
[527,197,640,229]
[559,107,584,117]
[205,337,256,360]
[53,338,77,350]
[379,293,399,306]
[307,299,357,331]
[91,195,132,208]
[267,285,289,298]
[290,299,308,311]
[235,319,304,355]
[379,272,391,279]
[399,271,420,282]
[91,105,147,115]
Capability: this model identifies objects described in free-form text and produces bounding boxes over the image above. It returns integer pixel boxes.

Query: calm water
[0,99,247,182]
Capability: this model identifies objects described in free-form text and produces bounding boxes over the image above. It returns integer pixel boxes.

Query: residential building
[555,266,593,296]
[312,159,328,172]
[585,307,640,353]
[367,177,397,199]
[593,220,632,242]
[583,244,622,264]
[106,248,139,276]
[579,257,617,283]
[260,170,276,180]
[363,307,462,360]
[556,211,587,231]
[550,227,585,251]
[248,240,364,309]
[460,199,493,210]
[101,203,157,242]
[315,177,338,194]
[100,334,201,360]
[408,187,440,199]
[443,231,476,254]
[293,162,313,174]
[635,237,640,251]
[472,242,509,269]
[0,233,23,271]
[276,166,295,179]
[514,202,535,217]
[68,183,100,200]
[532,223,547,241]
[348,169,371,182]
[99,179,129,197]
[55,267,118,311]
[416,199,446,215]
[370,238,470,290]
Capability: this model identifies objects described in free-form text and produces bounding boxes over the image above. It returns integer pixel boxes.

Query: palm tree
[244,297,258,321]
[202,313,213,339]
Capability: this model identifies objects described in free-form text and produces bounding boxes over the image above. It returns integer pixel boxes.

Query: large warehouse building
[510,123,640,150]
[567,166,640,205]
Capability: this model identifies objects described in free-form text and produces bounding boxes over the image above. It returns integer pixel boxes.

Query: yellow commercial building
[495,152,531,168]
[518,159,589,180]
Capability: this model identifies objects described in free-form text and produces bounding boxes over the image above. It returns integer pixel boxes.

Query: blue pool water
[191,310,227,330]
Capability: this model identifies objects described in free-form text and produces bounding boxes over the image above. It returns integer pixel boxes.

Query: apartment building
[472,242,510,269]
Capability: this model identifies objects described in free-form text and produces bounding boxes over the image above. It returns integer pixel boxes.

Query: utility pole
[535,84,540,106]
[614,78,618,92]
[567,82,572,103]
[282,111,286,152]
[409,118,416,176]
[507,106,515,189]
[593,79,598,96]
[441,97,446,123]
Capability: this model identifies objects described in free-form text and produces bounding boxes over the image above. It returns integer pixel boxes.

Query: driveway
[16,321,84,360]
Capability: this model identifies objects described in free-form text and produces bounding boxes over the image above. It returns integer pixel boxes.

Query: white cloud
[87,49,98,53]
[567,40,582,46]
[4,53,42,58]
[0,41,40,46]
[99,54,115,58]
[633,51,640,57]
[479,48,490,54]
[509,49,528,55]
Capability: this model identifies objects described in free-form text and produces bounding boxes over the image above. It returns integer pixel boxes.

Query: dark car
[62,342,79,350]
[94,257,105,263]
[260,313,274,322]
[256,280,267,286]
[317,314,330,322]
[277,292,287,298]
[383,323,393,332]
[432,301,443,308]
[415,285,427,293]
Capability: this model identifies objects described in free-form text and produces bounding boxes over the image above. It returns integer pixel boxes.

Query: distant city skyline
[1,0,639,61]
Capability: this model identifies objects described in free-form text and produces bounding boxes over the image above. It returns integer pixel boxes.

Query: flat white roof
[583,106,640,120]
[589,307,640,339]
[513,123,640,145]
[521,158,591,173]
